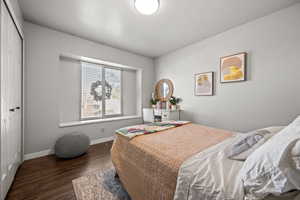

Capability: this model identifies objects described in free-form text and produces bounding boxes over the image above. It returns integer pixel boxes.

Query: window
[105,68,122,115]
[81,62,122,120]
[59,54,142,127]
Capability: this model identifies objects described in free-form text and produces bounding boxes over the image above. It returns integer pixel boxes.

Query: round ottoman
[55,132,90,159]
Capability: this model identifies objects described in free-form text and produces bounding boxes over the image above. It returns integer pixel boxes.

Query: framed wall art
[194,72,214,96]
[220,52,247,83]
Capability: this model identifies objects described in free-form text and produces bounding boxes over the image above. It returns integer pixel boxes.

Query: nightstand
[143,108,181,123]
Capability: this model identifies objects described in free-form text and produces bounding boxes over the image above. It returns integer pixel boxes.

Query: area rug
[72,168,131,200]
[73,168,300,200]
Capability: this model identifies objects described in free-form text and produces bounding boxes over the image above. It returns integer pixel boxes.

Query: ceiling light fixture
[134,0,160,15]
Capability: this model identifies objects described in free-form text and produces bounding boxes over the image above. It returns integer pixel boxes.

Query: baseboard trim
[24,136,115,161]
[90,136,115,145]
[24,149,53,161]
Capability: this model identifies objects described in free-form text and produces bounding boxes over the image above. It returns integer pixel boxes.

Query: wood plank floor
[6,141,113,200]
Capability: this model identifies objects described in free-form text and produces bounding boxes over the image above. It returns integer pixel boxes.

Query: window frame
[80,62,123,121]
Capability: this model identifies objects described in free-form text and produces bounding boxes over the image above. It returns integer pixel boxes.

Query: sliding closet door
[0,1,23,199]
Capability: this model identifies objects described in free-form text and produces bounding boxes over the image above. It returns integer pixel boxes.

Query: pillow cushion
[228,127,285,161]
[239,116,300,200]
[291,140,300,157]
[291,140,300,170]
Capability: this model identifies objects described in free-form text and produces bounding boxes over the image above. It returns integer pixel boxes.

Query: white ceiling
[19,0,300,58]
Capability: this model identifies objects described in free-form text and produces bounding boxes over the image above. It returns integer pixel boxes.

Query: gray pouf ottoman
[55,132,90,159]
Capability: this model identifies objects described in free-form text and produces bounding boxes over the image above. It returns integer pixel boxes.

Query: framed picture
[194,72,214,96]
[220,52,247,83]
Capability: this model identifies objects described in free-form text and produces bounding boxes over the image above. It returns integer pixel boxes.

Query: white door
[0,2,23,199]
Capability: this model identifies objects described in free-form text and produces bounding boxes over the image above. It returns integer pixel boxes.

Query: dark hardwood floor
[6,141,113,200]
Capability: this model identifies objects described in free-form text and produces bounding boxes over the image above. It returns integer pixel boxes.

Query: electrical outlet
[100,128,105,133]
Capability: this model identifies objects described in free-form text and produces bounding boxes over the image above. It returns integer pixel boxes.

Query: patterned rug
[72,168,131,200]
[73,167,300,200]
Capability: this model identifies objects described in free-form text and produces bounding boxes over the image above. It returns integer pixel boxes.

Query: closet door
[0,2,23,199]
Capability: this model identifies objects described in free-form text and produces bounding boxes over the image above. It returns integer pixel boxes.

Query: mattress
[111,123,233,200]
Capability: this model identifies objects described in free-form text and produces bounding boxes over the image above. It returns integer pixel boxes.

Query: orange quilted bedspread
[111,123,233,200]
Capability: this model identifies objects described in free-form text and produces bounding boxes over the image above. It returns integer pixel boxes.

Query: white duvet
[174,135,245,200]
[174,134,300,200]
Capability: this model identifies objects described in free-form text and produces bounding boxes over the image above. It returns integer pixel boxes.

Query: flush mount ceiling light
[134,0,160,15]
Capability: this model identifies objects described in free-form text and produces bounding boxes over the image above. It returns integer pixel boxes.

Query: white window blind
[81,62,122,120]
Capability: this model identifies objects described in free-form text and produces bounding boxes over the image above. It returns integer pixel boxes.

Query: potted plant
[169,96,182,110]
[150,98,159,108]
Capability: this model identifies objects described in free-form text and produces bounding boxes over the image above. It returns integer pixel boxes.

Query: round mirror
[155,79,174,101]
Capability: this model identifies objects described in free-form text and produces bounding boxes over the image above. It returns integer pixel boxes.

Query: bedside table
[143,108,181,123]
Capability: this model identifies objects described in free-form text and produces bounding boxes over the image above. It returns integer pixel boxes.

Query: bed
[111,122,300,200]
[111,123,233,200]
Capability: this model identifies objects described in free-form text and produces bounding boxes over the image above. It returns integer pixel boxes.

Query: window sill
[59,115,142,128]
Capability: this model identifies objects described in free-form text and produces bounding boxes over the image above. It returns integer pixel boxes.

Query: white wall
[24,22,155,154]
[155,4,300,132]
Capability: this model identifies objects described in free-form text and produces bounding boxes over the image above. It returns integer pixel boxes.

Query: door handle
[9,108,15,112]
[16,107,20,110]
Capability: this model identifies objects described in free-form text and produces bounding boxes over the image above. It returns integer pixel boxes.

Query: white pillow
[239,116,300,200]
[228,126,285,161]
[265,126,287,135]
[291,140,300,157]
[291,140,300,170]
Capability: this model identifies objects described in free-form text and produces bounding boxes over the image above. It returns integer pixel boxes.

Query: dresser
[143,108,181,123]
